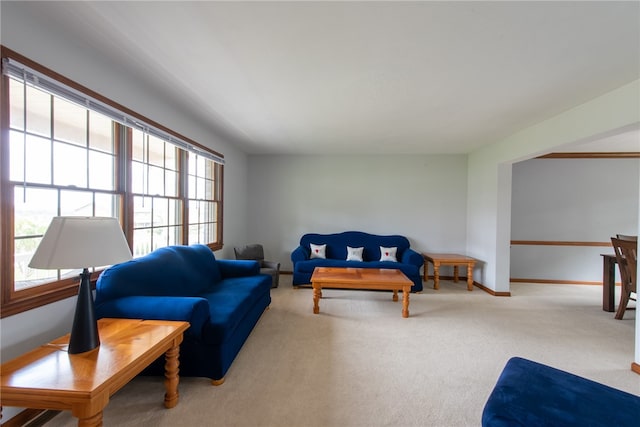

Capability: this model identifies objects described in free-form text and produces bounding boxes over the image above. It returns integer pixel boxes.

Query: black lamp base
[68,268,100,354]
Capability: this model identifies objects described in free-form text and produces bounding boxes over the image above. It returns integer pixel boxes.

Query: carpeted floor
[45,276,639,426]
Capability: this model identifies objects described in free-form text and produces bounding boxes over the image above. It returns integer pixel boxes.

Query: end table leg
[164,343,181,409]
[313,285,321,314]
[453,265,459,282]
[392,289,398,301]
[433,263,440,290]
[467,263,474,291]
[402,287,410,318]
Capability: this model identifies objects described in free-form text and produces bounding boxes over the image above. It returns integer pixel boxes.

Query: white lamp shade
[29,217,133,269]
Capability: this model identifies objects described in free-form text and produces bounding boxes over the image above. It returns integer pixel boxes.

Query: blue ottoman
[482,357,640,426]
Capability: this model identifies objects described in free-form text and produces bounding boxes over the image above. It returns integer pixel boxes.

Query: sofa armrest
[262,260,280,270]
[95,296,209,337]
[402,248,424,267]
[217,259,260,278]
[291,246,309,264]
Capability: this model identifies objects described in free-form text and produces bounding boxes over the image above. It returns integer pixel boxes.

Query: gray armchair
[234,244,280,288]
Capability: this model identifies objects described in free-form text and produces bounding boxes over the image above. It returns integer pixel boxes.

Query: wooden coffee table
[310,267,413,318]
[1,318,189,426]
[422,252,477,291]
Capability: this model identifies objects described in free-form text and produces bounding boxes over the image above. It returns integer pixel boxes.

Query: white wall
[510,157,640,283]
[245,154,468,272]
[467,80,640,293]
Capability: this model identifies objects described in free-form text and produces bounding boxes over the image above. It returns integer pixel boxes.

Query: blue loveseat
[94,244,271,384]
[291,231,424,292]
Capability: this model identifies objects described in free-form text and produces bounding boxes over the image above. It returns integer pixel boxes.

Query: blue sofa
[482,357,640,426]
[94,244,271,384]
[291,231,424,292]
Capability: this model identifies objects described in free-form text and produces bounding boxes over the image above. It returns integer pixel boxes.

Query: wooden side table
[422,253,477,291]
[1,318,189,426]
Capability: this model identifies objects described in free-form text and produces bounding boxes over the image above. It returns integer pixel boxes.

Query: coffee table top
[311,267,412,286]
[1,318,189,396]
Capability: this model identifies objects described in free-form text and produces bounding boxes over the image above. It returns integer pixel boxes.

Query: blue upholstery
[482,357,640,426]
[291,231,424,291]
[95,244,271,382]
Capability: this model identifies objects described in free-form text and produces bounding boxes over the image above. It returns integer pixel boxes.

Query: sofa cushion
[379,246,398,262]
[346,246,364,261]
[200,275,271,345]
[310,243,327,259]
[96,244,221,303]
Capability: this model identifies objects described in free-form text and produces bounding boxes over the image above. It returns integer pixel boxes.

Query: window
[1,47,224,317]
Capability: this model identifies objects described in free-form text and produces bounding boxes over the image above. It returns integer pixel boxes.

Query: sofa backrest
[96,244,221,303]
[299,231,410,262]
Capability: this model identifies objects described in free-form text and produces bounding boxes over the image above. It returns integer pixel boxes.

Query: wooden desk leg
[603,256,615,312]
[423,259,430,282]
[313,285,321,314]
[453,265,459,282]
[78,412,102,427]
[402,287,410,318]
[164,342,181,409]
[466,263,474,291]
[392,289,399,302]
[433,262,440,290]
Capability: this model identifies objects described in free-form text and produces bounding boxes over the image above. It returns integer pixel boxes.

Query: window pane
[188,175,196,199]
[131,162,145,194]
[60,190,93,216]
[166,170,178,197]
[54,97,86,146]
[9,130,25,181]
[26,85,51,137]
[9,78,25,130]
[168,199,180,225]
[147,135,164,167]
[148,165,164,195]
[132,129,144,162]
[153,198,169,226]
[168,226,181,246]
[133,228,152,257]
[54,142,87,187]
[94,193,120,217]
[25,134,52,184]
[188,224,199,245]
[133,196,152,228]
[89,151,115,190]
[15,235,58,290]
[196,177,205,199]
[165,145,178,171]
[89,112,113,153]
[14,187,59,289]
[153,227,168,250]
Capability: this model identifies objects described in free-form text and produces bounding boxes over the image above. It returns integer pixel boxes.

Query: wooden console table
[422,252,477,291]
[1,318,189,426]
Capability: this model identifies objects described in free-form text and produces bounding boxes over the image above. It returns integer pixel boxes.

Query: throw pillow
[310,243,327,259]
[379,246,397,262]
[346,246,364,261]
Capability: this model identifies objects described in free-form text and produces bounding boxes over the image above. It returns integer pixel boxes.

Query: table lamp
[29,217,133,354]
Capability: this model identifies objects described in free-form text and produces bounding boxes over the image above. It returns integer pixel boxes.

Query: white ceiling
[3,1,640,155]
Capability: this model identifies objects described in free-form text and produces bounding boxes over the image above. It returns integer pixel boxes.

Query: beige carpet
[45,276,639,426]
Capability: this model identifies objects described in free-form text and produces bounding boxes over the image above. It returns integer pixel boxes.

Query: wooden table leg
[164,343,181,409]
[453,265,459,282]
[603,256,615,312]
[392,289,398,301]
[433,262,440,290]
[466,263,474,291]
[402,287,410,318]
[78,412,103,427]
[313,285,321,314]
